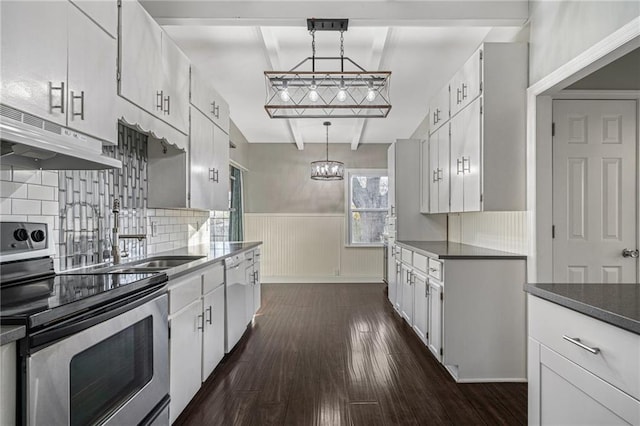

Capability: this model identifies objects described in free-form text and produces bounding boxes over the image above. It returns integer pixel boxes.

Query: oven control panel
[1,222,49,254]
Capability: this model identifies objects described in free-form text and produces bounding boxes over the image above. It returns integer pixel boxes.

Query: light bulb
[366,88,376,102]
[309,87,319,102]
[279,88,290,102]
[337,89,347,102]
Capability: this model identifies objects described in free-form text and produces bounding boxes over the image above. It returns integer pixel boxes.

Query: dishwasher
[224,252,249,352]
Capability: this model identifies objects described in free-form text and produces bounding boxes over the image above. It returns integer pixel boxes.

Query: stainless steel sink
[129,256,205,269]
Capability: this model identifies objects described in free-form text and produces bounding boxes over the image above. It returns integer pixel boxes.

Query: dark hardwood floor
[175,283,527,425]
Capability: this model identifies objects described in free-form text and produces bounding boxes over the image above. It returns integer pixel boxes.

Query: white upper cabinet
[428,84,450,134]
[69,0,117,37]
[450,49,482,116]
[67,3,117,143]
[119,0,189,134]
[189,107,215,210]
[1,1,117,144]
[423,42,527,213]
[212,124,230,211]
[190,65,230,133]
[1,1,69,127]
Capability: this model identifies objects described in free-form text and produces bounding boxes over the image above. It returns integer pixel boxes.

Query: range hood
[0,104,121,170]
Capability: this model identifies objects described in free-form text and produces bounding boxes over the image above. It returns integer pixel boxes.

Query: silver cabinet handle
[70,90,84,120]
[156,90,164,111]
[462,83,468,100]
[164,94,171,115]
[432,170,438,183]
[197,313,204,330]
[213,168,219,183]
[562,335,600,354]
[209,168,215,181]
[206,306,212,324]
[456,87,462,104]
[437,168,443,181]
[433,111,438,124]
[456,158,463,175]
[622,248,639,258]
[211,101,220,118]
[462,156,471,173]
[49,81,65,113]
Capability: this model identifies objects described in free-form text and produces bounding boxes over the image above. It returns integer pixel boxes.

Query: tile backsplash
[0,123,211,271]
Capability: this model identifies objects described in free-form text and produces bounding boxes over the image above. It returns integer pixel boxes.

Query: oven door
[27,292,168,426]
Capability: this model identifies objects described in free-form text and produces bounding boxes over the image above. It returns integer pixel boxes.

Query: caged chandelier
[311,121,344,180]
[264,18,392,119]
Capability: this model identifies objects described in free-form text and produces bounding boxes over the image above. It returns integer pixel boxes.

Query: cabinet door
[429,133,439,213]
[437,125,450,213]
[394,260,402,313]
[212,124,230,211]
[189,107,215,210]
[190,65,215,120]
[245,265,255,324]
[387,144,396,217]
[412,273,428,345]
[202,286,225,382]
[161,32,190,134]
[429,84,449,134]
[461,99,482,212]
[169,299,203,423]
[450,112,465,212]
[69,0,117,38]
[451,49,482,116]
[67,4,117,144]
[535,344,639,426]
[119,0,162,116]
[211,88,230,133]
[428,280,443,362]
[388,246,397,305]
[253,260,261,313]
[401,265,413,324]
[0,1,67,125]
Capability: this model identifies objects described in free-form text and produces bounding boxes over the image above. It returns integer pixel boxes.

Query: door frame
[526,17,640,282]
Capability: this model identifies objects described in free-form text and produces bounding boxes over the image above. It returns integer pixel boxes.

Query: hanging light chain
[325,122,329,160]
[340,30,345,72]
[310,28,316,73]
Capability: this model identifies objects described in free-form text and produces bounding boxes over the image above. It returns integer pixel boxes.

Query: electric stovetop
[0,272,167,329]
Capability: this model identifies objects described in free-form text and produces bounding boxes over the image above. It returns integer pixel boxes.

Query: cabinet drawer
[413,253,428,273]
[392,245,400,259]
[169,272,202,314]
[401,248,412,264]
[202,262,224,294]
[529,295,640,400]
[428,258,443,281]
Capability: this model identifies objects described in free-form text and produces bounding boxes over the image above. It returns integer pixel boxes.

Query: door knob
[622,249,639,258]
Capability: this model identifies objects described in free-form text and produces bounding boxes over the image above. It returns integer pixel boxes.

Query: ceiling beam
[258,27,304,150]
[351,27,391,151]
[142,1,528,27]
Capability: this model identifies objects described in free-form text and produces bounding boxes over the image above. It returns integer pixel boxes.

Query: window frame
[345,168,388,247]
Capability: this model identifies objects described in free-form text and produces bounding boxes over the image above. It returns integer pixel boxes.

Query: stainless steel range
[0,221,170,425]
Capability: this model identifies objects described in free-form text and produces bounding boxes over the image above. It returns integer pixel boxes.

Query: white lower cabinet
[412,271,428,345]
[394,259,403,314]
[168,262,225,423]
[391,244,526,382]
[528,295,640,425]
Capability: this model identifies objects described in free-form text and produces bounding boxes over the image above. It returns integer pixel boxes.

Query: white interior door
[553,99,638,283]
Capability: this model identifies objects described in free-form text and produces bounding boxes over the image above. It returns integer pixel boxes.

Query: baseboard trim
[263,276,383,284]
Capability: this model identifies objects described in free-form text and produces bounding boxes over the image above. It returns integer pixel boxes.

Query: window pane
[351,176,388,209]
[351,211,386,244]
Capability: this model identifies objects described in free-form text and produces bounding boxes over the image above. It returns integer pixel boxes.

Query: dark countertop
[526,283,640,335]
[64,241,262,279]
[396,241,526,260]
[1,325,25,345]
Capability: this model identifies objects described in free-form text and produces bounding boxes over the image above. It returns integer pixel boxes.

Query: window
[210,165,243,242]
[346,169,388,246]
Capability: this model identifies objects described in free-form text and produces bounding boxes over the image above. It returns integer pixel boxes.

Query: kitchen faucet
[111,199,146,264]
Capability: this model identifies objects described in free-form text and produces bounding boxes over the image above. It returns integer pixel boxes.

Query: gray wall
[245,143,389,213]
[529,0,640,85]
[567,47,640,90]
[229,120,250,169]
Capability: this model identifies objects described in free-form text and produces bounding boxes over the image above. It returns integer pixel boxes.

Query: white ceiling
[143,1,528,148]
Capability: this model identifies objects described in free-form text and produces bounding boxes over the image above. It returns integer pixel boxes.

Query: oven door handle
[29,284,167,353]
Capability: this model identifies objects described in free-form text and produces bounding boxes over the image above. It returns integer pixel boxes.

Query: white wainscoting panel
[245,213,382,283]
[448,211,530,255]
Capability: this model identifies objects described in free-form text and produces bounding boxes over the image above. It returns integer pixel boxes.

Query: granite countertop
[396,241,526,260]
[1,325,25,345]
[526,283,640,335]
